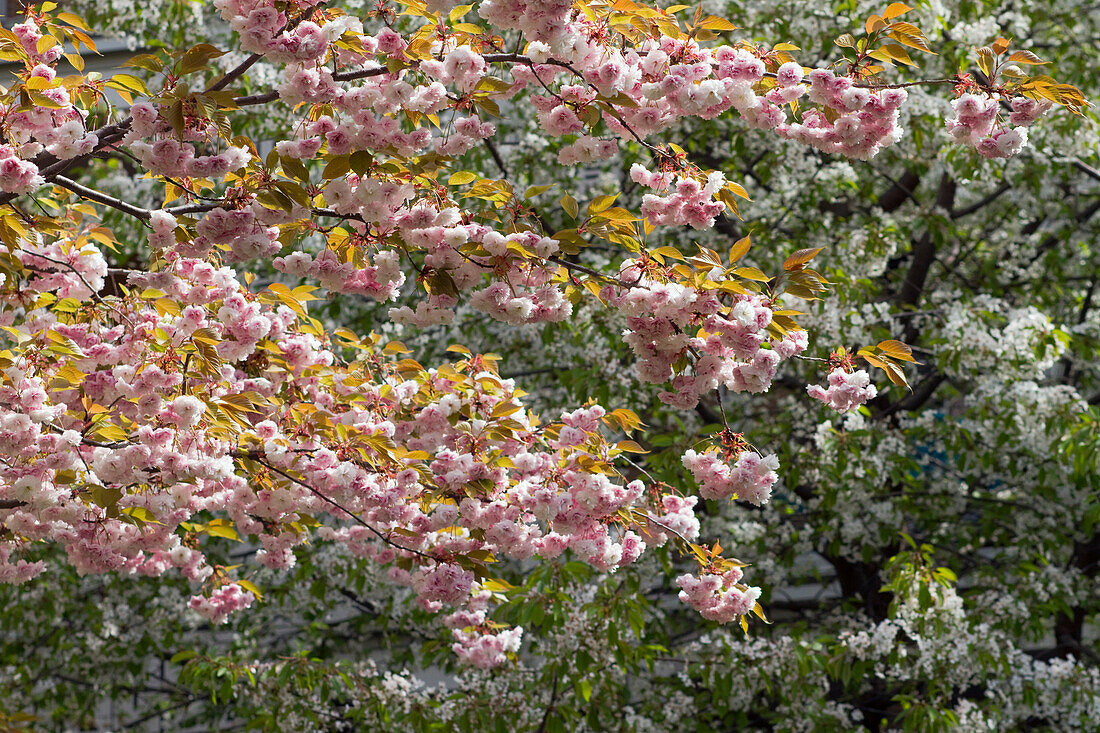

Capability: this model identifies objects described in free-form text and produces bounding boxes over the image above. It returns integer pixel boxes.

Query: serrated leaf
[877,43,917,66]
[57,11,92,31]
[1008,49,1047,65]
[876,339,917,362]
[561,194,579,220]
[448,170,477,185]
[123,53,163,73]
[783,283,821,300]
[699,16,736,31]
[728,236,751,264]
[322,156,350,180]
[27,89,65,109]
[974,46,996,78]
[651,245,684,261]
[237,579,263,600]
[122,506,162,525]
[783,247,824,271]
[481,578,515,593]
[888,22,934,53]
[109,73,149,95]
[525,184,554,198]
[588,194,617,215]
[835,33,856,49]
[882,3,911,20]
[733,266,771,282]
[170,650,198,664]
[178,43,226,76]
[204,522,241,541]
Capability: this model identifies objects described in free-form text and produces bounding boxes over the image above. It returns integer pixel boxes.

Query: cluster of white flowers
[933,294,1066,379]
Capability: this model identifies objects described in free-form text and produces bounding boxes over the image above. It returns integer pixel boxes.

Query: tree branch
[237,451,433,561]
[54,176,152,221]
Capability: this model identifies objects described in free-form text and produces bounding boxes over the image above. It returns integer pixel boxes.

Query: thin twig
[548,255,631,287]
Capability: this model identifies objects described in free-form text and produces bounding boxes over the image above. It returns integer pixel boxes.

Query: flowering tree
[0,0,1095,730]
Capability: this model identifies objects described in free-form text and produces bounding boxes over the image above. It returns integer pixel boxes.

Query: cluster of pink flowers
[126,105,252,179]
[275,248,406,300]
[3,55,103,163]
[635,169,728,230]
[945,93,1049,159]
[435,115,497,157]
[605,266,808,409]
[0,146,44,195]
[478,0,575,47]
[1008,96,1054,126]
[807,367,878,413]
[676,567,761,623]
[557,135,619,165]
[148,210,178,250]
[128,139,252,180]
[682,449,780,506]
[12,18,61,66]
[776,69,909,160]
[18,237,108,299]
[533,95,589,136]
[216,0,330,63]
[413,562,476,608]
[194,207,281,262]
[467,274,571,325]
[278,65,338,105]
[324,171,416,223]
[187,583,256,624]
[426,46,487,93]
[0,547,44,584]
[451,626,524,668]
[640,494,701,547]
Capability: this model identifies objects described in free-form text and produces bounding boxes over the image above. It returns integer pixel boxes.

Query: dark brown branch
[483,138,509,179]
[205,53,264,93]
[877,169,921,213]
[54,175,152,221]
[877,372,946,419]
[950,182,1011,219]
[896,173,956,309]
[1071,157,1100,184]
[535,673,561,733]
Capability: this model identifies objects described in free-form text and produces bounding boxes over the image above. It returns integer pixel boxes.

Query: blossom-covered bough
[0,0,1094,728]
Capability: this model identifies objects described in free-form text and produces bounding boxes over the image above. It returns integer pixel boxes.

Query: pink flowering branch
[0,0,1086,645]
[236,450,434,561]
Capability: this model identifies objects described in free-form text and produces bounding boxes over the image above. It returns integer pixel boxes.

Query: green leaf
[178,44,226,76]
[448,171,477,185]
[560,194,579,219]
